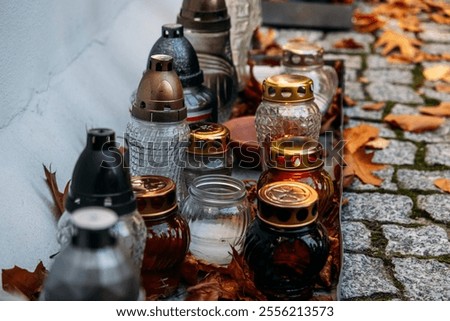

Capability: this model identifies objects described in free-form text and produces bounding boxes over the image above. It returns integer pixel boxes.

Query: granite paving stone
[420,87,450,102]
[393,257,450,300]
[417,194,450,224]
[342,222,371,252]
[347,120,397,138]
[342,193,414,223]
[324,54,362,69]
[272,28,324,45]
[425,143,450,166]
[390,103,420,115]
[403,119,450,143]
[383,225,450,256]
[373,140,417,165]
[364,69,413,85]
[344,68,358,82]
[340,253,398,299]
[419,29,450,43]
[421,43,450,55]
[366,55,415,70]
[396,169,450,191]
[349,166,398,191]
[344,101,383,120]
[320,32,375,54]
[366,82,424,104]
[345,82,366,101]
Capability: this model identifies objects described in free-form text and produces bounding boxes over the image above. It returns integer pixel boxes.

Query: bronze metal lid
[282,41,324,67]
[187,122,230,155]
[177,0,230,32]
[268,136,324,170]
[132,54,187,123]
[262,74,314,103]
[131,175,177,217]
[258,181,319,228]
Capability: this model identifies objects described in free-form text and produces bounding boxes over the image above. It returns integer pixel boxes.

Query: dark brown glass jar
[132,176,190,299]
[257,136,334,220]
[244,181,329,300]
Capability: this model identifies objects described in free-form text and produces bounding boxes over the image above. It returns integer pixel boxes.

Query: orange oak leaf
[2,262,48,301]
[384,114,445,132]
[362,102,386,111]
[365,137,390,149]
[344,149,385,186]
[353,10,386,33]
[374,30,422,59]
[419,102,450,117]
[434,178,450,193]
[398,15,422,32]
[423,65,450,81]
[343,124,380,154]
[373,0,423,19]
[333,38,364,49]
[43,165,70,219]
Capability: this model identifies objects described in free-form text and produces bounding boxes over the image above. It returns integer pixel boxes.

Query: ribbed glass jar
[181,175,250,265]
[244,182,329,300]
[255,74,321,168]
[282,41,338,114]
[132,176,190,299]
[257,136,334,219]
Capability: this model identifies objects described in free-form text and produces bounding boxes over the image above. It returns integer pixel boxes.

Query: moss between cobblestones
[422,96,440,106]
[412,64,423,90]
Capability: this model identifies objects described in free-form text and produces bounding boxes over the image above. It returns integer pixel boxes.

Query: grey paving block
[364,69,413,85]
[345,82,366,101]
[349,166,398,191]
[342,192,414,224]
[390,103,420,115]
[396,169,450,191]
[417,194,450,223]
[373,140,417,165]
[320,32,375,54]
[426,143,450,166]
[419,28,450,43]
[344,101,383,120]
[420,87,450,102]
[340,253,398,299]
[393,257,450,300]
[403,119,450,143]
[342,221,371,252]
[383,225,450,256]
[346,120,397,138]
[366,55,415,70]
[366,82,424,104]
[272,28,324,45]
[422,43,450,55]
[324,54,362,69]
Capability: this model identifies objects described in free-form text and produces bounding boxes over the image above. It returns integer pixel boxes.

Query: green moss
[412,64,424,90]
[422,96,440,106]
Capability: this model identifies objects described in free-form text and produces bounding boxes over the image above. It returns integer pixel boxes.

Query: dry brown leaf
[344,149,385,186]
[430,13,450,24]
[333,38,364,49]
[343,124,380,154]
[344,95,357,107]
[434,178,450,193]
[2,262,48,301]
[362,102,385,111]
[353,9,386,33]
[375,30,422,59]
[384,114,445,132]
[419,102,450,117]
[365,137,390,149]
[253,28,277,50]
[359,76,369,84]
[423,65,450,81]
[373,0,423,18]
[435,84,450,93]
[43,165,70,219]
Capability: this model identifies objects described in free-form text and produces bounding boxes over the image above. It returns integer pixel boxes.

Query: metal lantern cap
[132,54,187,122]
[258,181,319,228]
[262,74,315,103]
[177,0,230,32]
[132,175,178,217]
[187,122,230,155]
[282,41,324,67]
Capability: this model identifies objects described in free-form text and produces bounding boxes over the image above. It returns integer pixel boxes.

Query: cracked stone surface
[347,120,397,138]
[383,225,450,256]
[342,222,371,252]
[349,166,398,191]
[426,143,450,166]
[396,169,450,191]
[417,194,450,223]
[373,140,417,165]
[342,192,414,223]
[366,82,424,104]
[344,101,383,120]
[364,69,413,85]
[393,257,450,300]
[340,253,398,299]
[366,55,415,70]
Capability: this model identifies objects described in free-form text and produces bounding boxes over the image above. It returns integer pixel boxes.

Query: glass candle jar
[255,74,321,168]
[132,176,190,299]
[181,175,250,265]
[282,41,338,115]
[244,181,330,300]
[184,122,233,188]
[257,136,334,219]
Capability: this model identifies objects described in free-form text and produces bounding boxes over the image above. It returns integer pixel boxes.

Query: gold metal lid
[131,175,177,217]
[262,74,314,103]
[132,54,187,122]
[282,41,324,67]
[268,136,324,170]
[187,122,230,155]
[258,181,318,228]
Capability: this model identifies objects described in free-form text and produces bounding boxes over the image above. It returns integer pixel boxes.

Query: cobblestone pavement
[271,2,450,301]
